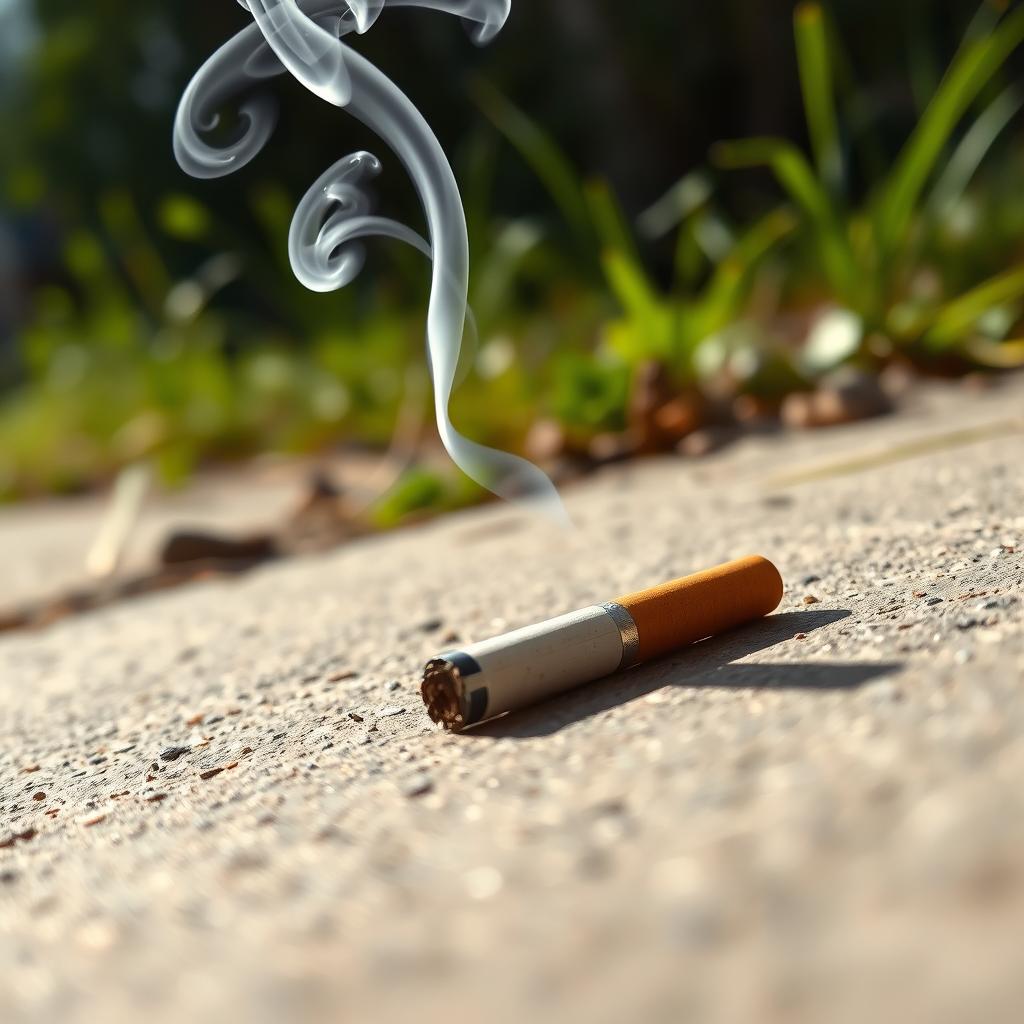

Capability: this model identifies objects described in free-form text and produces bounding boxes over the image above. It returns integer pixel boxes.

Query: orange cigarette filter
[615,555,784,662]
[421,555,785,731]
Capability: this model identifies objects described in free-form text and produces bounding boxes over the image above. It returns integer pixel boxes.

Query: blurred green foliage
[715,2,1024,371]
[1,1,1024,517]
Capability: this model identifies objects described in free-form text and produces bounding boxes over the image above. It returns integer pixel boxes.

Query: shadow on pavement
[469,609,903,739]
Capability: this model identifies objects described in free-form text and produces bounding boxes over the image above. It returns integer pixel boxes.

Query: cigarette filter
[421,554,784,731]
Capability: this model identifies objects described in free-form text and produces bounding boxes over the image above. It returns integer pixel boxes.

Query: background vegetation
[2,0,1023,515]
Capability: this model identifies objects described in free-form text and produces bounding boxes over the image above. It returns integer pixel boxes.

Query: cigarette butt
[421,555,784,731]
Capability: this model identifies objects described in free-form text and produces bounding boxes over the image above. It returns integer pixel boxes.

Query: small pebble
[377,706,406,718]
[159,746,191,762]
[32,792,45,802]
[803,595,820,605]
[199,767,224,781]
[402,773,433,798]
[926,597,943,606]
[865,678,901,703]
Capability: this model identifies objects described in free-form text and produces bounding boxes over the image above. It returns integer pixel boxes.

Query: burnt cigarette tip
[421,658,466,731]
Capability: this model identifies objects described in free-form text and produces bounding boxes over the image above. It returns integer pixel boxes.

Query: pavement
[1,377,1023,1024]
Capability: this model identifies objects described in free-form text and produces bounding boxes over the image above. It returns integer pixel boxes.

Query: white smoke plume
[174,1,568,522]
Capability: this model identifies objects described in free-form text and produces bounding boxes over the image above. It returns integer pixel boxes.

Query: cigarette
[421,554,784,731]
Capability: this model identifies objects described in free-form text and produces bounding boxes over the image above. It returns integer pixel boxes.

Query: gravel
[1,379,1024,1024]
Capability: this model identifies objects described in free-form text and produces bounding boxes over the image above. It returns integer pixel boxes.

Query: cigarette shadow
[469,609,903,739]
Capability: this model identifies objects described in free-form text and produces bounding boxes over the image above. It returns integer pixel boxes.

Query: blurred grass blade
[692,211,735,264]
[926,264,1024,348]
[100,190,172,317]
[471,76,592,244]
[601,247,661,324]
[585,179,644,267]
[672,209,735,291]
[875,5,1024,256]
[472,218,544,326]
[930,84,1024,215]
[958,1,1008,51]
[964,337,1024,367]
[823,9,888,183]
[673,219,709,291]
[714,137,857,300]
[636,170,713,240]
[461,128,500,256]
[906,7,942,115]
[795,3,843,195]
[702,208,796,322]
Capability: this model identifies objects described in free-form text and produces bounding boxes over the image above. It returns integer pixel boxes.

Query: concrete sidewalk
[1,378,1023,1023]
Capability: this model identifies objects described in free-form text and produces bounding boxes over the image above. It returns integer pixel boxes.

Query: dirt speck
[0,827,37,849]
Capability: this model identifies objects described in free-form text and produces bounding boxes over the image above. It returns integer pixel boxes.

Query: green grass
[714,2,1024,368]
[3,1,1024,520]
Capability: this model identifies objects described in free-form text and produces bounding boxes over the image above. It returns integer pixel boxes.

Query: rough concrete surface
[1,379,1023,1024]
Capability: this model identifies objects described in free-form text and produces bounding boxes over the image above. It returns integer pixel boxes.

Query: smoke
[174,1,567,523]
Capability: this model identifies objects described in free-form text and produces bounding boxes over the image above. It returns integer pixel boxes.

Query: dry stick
[764,418,1024,489]
[85,463,152,580]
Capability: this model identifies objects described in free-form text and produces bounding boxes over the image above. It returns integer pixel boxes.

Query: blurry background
[1,0,1023,519]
